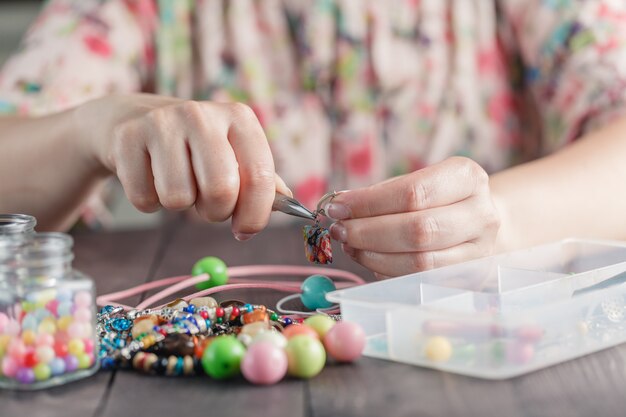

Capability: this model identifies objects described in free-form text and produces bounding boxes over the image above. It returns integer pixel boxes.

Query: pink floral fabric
[2,0,626,211]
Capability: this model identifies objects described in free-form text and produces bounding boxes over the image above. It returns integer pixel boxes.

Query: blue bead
[244,304,253,313]
[187,304,196,314]
[110,318,132,331]
[300,275,336,310]
[283,317,293,326]
[175,357,184,375]
[49,358,66,375]
[100,305,115,315]
[57,301,73,317]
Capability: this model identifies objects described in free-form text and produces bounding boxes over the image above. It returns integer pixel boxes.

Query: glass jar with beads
[0,232,99,389]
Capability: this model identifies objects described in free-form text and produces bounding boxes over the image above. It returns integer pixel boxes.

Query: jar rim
[0,214,37,234]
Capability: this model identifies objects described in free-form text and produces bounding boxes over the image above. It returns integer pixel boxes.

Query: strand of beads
[97,297,366,385]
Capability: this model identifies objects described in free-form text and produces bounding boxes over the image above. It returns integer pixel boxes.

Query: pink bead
[45,300,59,316]
[241,342,288,385]
[4,319,20,336]
[323,321,366,362]
[506,341,534,364]
[74,308,92,323]
[0,312,8,333]
[36,333,55,347]
[83,339,94,354]
[8,338,26,359]
[74,291,92,308]
[67,322,83,339]
[2,356,18,378]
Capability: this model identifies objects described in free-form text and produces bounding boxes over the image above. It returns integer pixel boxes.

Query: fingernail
[325,203,351,220]
[341,243,356,258]
[233,232,256,241]
[329,222,347,243]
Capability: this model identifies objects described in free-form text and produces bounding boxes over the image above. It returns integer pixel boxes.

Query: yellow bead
[57,316,73,331]
[0,335,11,357]
[22,330,37,345]
[424,336,453,363]
[68,339,85,356]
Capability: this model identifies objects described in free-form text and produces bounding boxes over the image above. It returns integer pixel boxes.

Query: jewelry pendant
[303,222,333,264]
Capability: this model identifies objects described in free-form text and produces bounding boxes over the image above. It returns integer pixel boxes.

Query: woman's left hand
[326,157,501,278]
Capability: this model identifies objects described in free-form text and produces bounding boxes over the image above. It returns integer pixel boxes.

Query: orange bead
[242,310,269,325]
[281,324,319,340]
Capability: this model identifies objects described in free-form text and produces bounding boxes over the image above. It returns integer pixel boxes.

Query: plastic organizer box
[326,238,626,379]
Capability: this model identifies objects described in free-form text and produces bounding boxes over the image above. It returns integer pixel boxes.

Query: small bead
[270,312,279,321]
[215,308,225,318]
[424,336,453,363]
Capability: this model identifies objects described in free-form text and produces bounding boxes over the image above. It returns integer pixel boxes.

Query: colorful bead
[300,275,336,310]
[49,358,65,376]
[192,257,229,290]
[285,335,326,378]
[424,336,453,363]
[282,324,319,340]
[250,331,288,350]
[304,315,336,338]
[33,364,51,381]
[201,336,245,379]
[189,297,218,309]
[241,341,288,385]
[323,321,365,362]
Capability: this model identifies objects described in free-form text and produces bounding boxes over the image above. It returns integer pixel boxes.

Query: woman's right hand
[74,93,290,240]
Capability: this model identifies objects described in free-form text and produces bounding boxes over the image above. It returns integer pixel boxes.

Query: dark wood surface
[2,218,626,417]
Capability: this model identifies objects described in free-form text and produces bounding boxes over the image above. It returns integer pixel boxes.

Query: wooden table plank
[0,228,164,417]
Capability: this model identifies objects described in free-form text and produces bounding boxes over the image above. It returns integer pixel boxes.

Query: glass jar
[0,232,99,389]
[0,214,36,242]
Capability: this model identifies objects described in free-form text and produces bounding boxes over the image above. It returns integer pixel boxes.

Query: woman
[1,0,626,277]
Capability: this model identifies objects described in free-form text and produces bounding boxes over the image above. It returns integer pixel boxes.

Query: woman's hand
[74,93,290,239]
[326,157,501,277]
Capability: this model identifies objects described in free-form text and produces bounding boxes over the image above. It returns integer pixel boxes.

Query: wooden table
[2,218,626,417]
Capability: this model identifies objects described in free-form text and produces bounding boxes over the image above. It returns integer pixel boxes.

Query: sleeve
[500,0,626,150]
[0,0,155,117]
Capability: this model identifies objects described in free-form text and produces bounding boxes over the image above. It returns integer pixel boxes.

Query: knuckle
[408,214,438,248]
[178,100,205,123]
[241,165,275,189]
[206,176,239,206]
[405,180,429,212]
[160,191,196,211]
[129,192,160,213]
[228,102,257,122]
[410,251,435,272]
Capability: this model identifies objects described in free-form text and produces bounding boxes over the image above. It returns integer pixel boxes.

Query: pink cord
[96,264,365,311]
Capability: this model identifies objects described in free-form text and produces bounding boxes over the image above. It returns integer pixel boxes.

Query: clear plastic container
[0,232,99,389]
[327,238,626,379]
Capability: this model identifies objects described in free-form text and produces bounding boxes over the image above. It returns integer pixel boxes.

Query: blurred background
[0,0,164,230]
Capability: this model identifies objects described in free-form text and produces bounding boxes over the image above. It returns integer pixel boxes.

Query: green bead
[201,336,245,379]
[304,315,336,338]
[286,335,326,378]
[77,353,92,369]
[192,257,228,290]
[491,341,505,364]
[270,312,279,321]
[300,275,336,310]
[34,364,51,381]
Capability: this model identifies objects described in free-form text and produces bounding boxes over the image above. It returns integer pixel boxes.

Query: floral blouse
[1,0,626,213]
